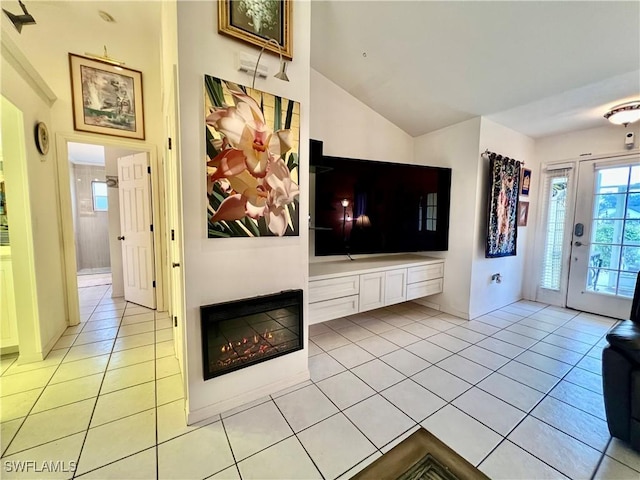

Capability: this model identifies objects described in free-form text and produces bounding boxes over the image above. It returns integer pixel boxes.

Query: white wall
[309,69,415,262]
[176,1,311,423]
[73,164,110,271]
[535,124,640,161]
[413,118,482,318]
[1,59,66,361]
[310,69,414,163]
[470,118,536,318]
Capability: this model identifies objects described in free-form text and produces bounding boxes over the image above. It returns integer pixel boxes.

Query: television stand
[308,254,444,324]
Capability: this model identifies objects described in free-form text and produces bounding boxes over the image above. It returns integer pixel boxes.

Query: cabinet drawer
[309,295,359,324]
[407,278,443,300]
[309,275,359,303]
[407,263,444,284]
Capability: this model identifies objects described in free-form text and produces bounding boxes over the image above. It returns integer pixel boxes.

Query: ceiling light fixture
[2,0,36,33]
[604,101,640,127]
[251,38,290,89]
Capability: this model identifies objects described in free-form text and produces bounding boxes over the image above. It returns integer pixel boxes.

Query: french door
[566,156,640,319]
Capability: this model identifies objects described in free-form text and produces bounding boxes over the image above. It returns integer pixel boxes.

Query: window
[425,193,437,231]
[92,181,108,211]
[540,169,571,291]
[587,164,640,297]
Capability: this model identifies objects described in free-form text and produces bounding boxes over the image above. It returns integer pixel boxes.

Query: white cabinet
[384,269,407,305]
[309,295,359,323]
[308,255,444,324]
[359,272,386,312]
[406,264,444,301]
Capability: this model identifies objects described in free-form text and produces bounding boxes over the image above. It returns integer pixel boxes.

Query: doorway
[56,135,164,327]
[566,156,640,318]
[536,154,640,319]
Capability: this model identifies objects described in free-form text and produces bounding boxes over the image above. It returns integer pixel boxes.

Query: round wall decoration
[35,122,49,155]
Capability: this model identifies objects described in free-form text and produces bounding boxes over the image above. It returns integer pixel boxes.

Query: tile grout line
[1,287,117,460]
[314,301,615,478]
[154,309,160,480]
[269,398,327,480]
[71,297,134,478]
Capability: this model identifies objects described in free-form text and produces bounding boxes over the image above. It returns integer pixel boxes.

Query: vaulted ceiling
[5,1,639,140]
[310,1,640,138]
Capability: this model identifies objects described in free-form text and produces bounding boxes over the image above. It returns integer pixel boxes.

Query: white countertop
[309,254,443,280]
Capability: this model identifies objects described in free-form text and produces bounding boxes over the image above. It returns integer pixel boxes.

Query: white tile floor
[2,292,640,479]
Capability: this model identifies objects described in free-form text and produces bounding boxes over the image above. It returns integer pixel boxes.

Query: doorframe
[534,149,640,308]
[55,133,166,326]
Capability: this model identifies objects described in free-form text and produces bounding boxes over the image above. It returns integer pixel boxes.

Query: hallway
[0,286,181,478]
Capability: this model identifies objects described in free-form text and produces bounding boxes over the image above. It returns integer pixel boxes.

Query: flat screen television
[312,141,451,256]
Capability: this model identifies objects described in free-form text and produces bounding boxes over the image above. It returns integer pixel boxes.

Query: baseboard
[0,345,19,356]
[186,369,310,425]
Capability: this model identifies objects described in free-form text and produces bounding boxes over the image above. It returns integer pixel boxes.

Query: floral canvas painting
[204,75,300,238]
[486,154,521,258]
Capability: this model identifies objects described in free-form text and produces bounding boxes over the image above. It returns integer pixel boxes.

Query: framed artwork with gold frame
[69,53,145,140]
[218,0,292,60]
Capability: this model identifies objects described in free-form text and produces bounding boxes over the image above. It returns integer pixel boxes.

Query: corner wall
[413,118,482,318]
[1,58,65,360]
[310,69,414,163]
[470,118,536,318]
[176,1,311,422]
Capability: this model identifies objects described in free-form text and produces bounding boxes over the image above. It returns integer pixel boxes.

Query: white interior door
[566,156,640,319]
[165,74,185,368]
[118,152,156,309]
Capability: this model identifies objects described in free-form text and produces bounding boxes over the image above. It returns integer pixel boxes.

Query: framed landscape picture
[69,53,145,140]
[218,0,292,60]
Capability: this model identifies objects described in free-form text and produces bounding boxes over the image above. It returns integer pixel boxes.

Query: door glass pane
[591,269,619,295]
[587,164,639,297]
[618,271,636,297]
[596,167,630,193]
[592,219,623,244]
[595,194,627,219]
[630,165,640,191]
[626,193,640,217]
[623,220,640,245]
[540,173,569,291]
[622,246,640,273]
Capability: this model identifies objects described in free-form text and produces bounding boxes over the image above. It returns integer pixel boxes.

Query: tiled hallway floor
[1,295,640,479]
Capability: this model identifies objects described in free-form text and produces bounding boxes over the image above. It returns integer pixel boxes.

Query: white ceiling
[5,1,638,140]
[311,1,640,138]
[68,142,105,165]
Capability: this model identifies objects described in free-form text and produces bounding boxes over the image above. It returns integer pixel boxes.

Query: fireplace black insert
[200,290,303,380]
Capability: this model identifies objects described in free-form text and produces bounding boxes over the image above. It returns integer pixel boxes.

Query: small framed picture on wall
[518,201,530,227]
[520,168,531,196]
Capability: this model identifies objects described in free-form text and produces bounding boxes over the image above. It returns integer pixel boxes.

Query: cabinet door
[385,268,407,305]
[359,272,385,312]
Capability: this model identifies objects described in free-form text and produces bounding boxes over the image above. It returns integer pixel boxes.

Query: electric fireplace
[200,290,303,380]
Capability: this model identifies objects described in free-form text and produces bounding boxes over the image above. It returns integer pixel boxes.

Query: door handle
[117,236,125,241]
[172,262,180,268]
[574,241,588,247]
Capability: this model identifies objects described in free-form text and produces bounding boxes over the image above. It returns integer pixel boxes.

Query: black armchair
[602,272,640,453]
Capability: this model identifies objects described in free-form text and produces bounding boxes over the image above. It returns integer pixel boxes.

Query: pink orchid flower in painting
[206,83,299,236]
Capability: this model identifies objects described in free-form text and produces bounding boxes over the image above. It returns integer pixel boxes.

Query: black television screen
[312,151,451,256]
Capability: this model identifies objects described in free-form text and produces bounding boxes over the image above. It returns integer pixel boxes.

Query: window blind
[540,168,572,291]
